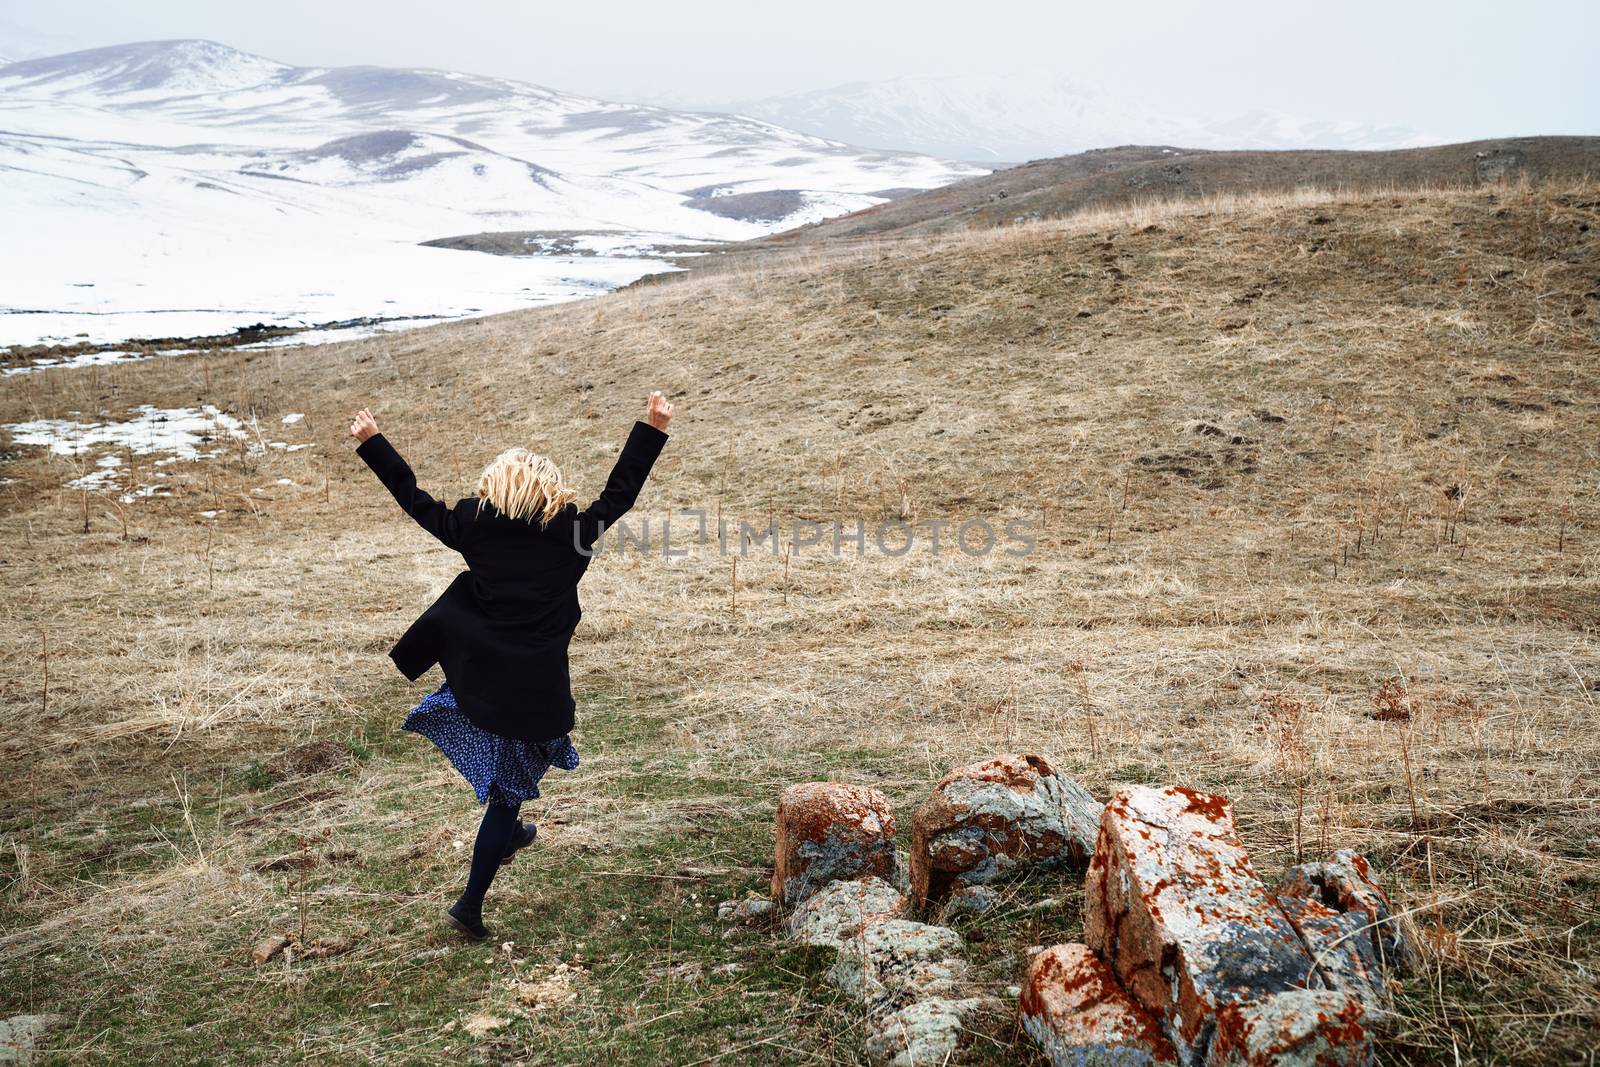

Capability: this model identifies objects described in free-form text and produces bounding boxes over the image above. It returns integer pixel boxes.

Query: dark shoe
[501,821,537,864]
[446,900,489,941]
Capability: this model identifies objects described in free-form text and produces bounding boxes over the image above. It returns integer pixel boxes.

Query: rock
[910,754,1099,908]
[828,919,967,1009]
[1271,895,1389,1013]
[1020,944,1177,1067]
[1273,850,1411,973]
[864,996,991,1067]
[0,1014,62,1067]
[771,782,897,908]
[942,883,999,915]
[251,934,291,965]
[1083,786,1358,1065]
[1207,989,1372,1067]
[715,896,776,925]
[788,876,907,947]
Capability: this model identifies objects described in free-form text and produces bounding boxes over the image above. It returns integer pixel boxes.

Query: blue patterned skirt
[403,683,580,807]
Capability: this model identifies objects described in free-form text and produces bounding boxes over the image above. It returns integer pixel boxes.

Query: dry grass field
[1,180,1597,1064]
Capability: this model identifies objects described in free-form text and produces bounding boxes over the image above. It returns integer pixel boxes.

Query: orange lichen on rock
[771,782,897,907]
[1021,943,1178,1066]
[909,753,1100,908]
[1083,786,1345,1063]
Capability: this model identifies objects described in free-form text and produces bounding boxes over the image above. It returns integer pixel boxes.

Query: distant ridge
[765,138,1600,242]
[716,71,1432,162]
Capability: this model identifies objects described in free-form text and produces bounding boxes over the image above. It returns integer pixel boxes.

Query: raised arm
[349,408,466,550]
[575,392,673,550]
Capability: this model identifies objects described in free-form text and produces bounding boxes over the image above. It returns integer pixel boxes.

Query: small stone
[910,754,1099,908]
[942,883,999,915]
[511,962,581,1009]
[828,919,967,1009]
[1020,944,1176,1067]
[788,876,907,947]
[251,934,290,965]
[716,896,776,924]
[772,782,897,908]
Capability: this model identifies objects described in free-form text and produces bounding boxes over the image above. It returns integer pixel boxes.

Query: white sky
[3,1,1596,140]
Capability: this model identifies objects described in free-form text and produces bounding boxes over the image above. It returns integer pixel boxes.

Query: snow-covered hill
[0,40,985,353]
[721,71,1433,163]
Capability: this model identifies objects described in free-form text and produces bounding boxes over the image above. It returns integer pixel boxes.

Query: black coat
[356,421,669,741]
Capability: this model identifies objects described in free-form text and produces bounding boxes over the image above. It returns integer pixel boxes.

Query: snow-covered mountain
[720,72,1433,163]
[0,40,986,352]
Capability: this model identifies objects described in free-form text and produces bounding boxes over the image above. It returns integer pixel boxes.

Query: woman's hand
[349,408,379,443]
[644,391,673,432]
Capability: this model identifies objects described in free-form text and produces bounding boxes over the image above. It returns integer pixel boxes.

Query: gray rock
[910,754,1100,907]
[716,896,776,924]
[0,1014,62,1067]
[1207,989,1373,1067]
[788,877,906,947]
[828,919,967,1009]
[942,883,999,916]
[864,997,992,1067]
[1273,849,1412,974]
[772,783,898,908]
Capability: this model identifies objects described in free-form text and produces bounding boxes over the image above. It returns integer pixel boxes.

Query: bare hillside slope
[763,137,1600,241]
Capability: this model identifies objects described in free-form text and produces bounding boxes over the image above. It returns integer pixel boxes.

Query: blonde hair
[475,448,578,526]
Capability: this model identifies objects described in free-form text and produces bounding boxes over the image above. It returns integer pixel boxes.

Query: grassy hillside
[763,137,1600,241]
[1,180,1597,1064]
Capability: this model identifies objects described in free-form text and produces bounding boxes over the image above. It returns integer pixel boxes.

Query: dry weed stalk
[1258,692,1313,862]
[1065,660,1099,762]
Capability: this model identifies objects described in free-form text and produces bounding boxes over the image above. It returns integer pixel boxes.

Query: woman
[349,392,673,939]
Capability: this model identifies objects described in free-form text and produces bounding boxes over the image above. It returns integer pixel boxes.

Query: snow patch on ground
[6,403,318,500]
[7,405,247,458]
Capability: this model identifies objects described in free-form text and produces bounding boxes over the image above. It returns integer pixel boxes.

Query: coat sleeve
[356,433,467,551]
[575,421,669,550]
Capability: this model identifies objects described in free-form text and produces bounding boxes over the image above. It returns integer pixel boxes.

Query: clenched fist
[645,391,673,432]
[349,408,379,443]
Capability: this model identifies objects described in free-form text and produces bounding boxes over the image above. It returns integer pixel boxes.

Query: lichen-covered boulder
[910,753,1100,908]
[1083,786,1370,1065]
[772,782,897,907]
[828,919,968,1009]
[863,996,993,1067]
[1020,944,1177,1067]
[1271,894,1388,1014]
[788,876,907,947]
[1207,989,1373,1067]
[1273,850,1411,973]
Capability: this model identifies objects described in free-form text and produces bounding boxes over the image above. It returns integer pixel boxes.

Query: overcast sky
[3,1,1595,140]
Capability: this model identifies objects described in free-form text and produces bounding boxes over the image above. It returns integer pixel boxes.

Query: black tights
[458,800,521,913]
